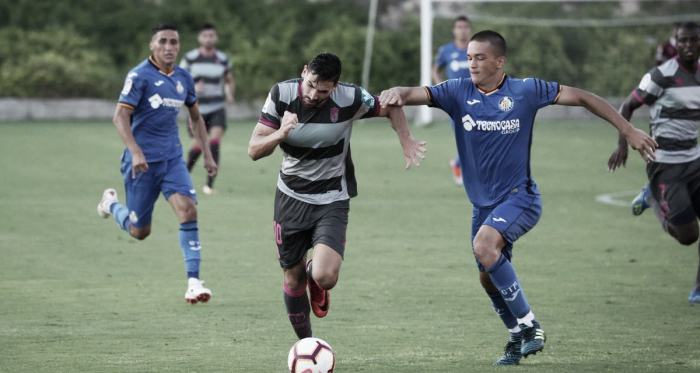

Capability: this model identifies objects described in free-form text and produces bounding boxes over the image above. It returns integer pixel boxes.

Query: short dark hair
[470,30,507,57]
[152,23,177,35]
[307,52,342,84]
[199,23,216,33]
[677,21,700,35]
[455,15,470,24]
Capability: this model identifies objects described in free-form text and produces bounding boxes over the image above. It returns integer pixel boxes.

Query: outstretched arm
[556,86,657,164]
[187,103,218,177]
[607,94,644,171]
[248,111,298,161]
[377,104,427,169]
[379,86,432,108]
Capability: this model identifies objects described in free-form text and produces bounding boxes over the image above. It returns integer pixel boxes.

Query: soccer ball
[287,337,335,373]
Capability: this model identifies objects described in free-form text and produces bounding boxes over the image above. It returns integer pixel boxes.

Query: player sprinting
[180,23,235,195]
[248,52,426,340]
[97,23,218,304]
[433,15,472,186]
[608,22,700,303]
[380,30,657,365]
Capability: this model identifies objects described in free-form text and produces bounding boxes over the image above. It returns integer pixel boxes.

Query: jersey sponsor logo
[155,80,164,86]
[360,87,375,108]
[176,81,184,93]
[121,79,133,95]
[330,107,339,123]
[498,96,514,111]
[467,99,481,105]
[462,114,521,135]
[463,114,476,131]
[148,93,184,109]
[149,94,163,108]
[639,73,651,90]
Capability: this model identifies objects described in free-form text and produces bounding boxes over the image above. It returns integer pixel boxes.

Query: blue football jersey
[427,75,561,207]
[434,42,471,80]
[118,56,197,163]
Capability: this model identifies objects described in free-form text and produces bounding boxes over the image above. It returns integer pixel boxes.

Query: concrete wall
[0,97,649,123]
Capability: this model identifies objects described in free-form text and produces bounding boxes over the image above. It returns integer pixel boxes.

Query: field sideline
[0,118,698,373]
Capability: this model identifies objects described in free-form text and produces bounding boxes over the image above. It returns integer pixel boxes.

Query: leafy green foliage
[0,0,688,99]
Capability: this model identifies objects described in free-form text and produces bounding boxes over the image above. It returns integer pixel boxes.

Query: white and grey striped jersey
[259,78,381,205]
[180,49,232,115]
[632,58,700,164]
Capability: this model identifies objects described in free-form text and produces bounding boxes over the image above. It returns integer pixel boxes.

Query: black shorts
[188,108,227,137]
[273,188,349,269]
[646,157,700,225]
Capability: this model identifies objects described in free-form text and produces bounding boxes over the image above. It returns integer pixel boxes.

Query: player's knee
[312,269,338,291]
[284,269,307,291]
[676,231,699,246]
[473,241,498,264]
[670,223,699,245]
[130,226,151,240]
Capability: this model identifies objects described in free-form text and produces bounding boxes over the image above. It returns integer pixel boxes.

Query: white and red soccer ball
[288,337,335,373]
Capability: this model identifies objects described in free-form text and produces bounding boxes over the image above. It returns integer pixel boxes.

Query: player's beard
[302,96,321,108]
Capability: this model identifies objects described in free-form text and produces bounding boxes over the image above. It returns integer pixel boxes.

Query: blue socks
[110,203,131,232]
[487,291,518,329]
[487,254,531,319]
[179,221,201,279]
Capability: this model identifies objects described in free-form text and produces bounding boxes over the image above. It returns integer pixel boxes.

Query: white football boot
[97,188,119,218]
[185,278,212,304]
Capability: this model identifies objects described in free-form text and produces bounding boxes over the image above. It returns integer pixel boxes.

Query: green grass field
[1,117,698,373]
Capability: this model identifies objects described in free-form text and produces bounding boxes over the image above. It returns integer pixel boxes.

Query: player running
[248,52,426,340]
[608,22,700,303]
[380,30,657,365]
[97,23,217,304]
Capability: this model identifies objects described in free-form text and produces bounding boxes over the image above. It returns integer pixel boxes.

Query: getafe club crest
[176,81,184,94]
[498,96,514,111]
[330,107,339,123]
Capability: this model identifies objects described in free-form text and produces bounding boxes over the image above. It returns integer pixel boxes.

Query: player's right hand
[379,89,404,108]
[131,151,148,179]
[279,111,298,139]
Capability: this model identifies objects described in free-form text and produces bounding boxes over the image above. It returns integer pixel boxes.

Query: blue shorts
[470,190,542,271]
[121,155,197,228]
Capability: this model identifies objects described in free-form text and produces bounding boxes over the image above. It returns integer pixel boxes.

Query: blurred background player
[433,15,471,186]
[180,23,235,195]
[98,23,218,304]
[656,23,679,66]
[248,52,425,340]
[382,30,657,365]
[608,22,700,304]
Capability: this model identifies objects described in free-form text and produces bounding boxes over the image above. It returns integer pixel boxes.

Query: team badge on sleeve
[359,87,375,109]
[498,97,514,111]
[121,79,133,95]
[639,73,651,90]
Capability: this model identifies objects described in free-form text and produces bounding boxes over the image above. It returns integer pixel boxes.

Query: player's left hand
[625,128,658,163]
[204,157,218,177]
[401,138,427,169]
[379,89,404,108]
